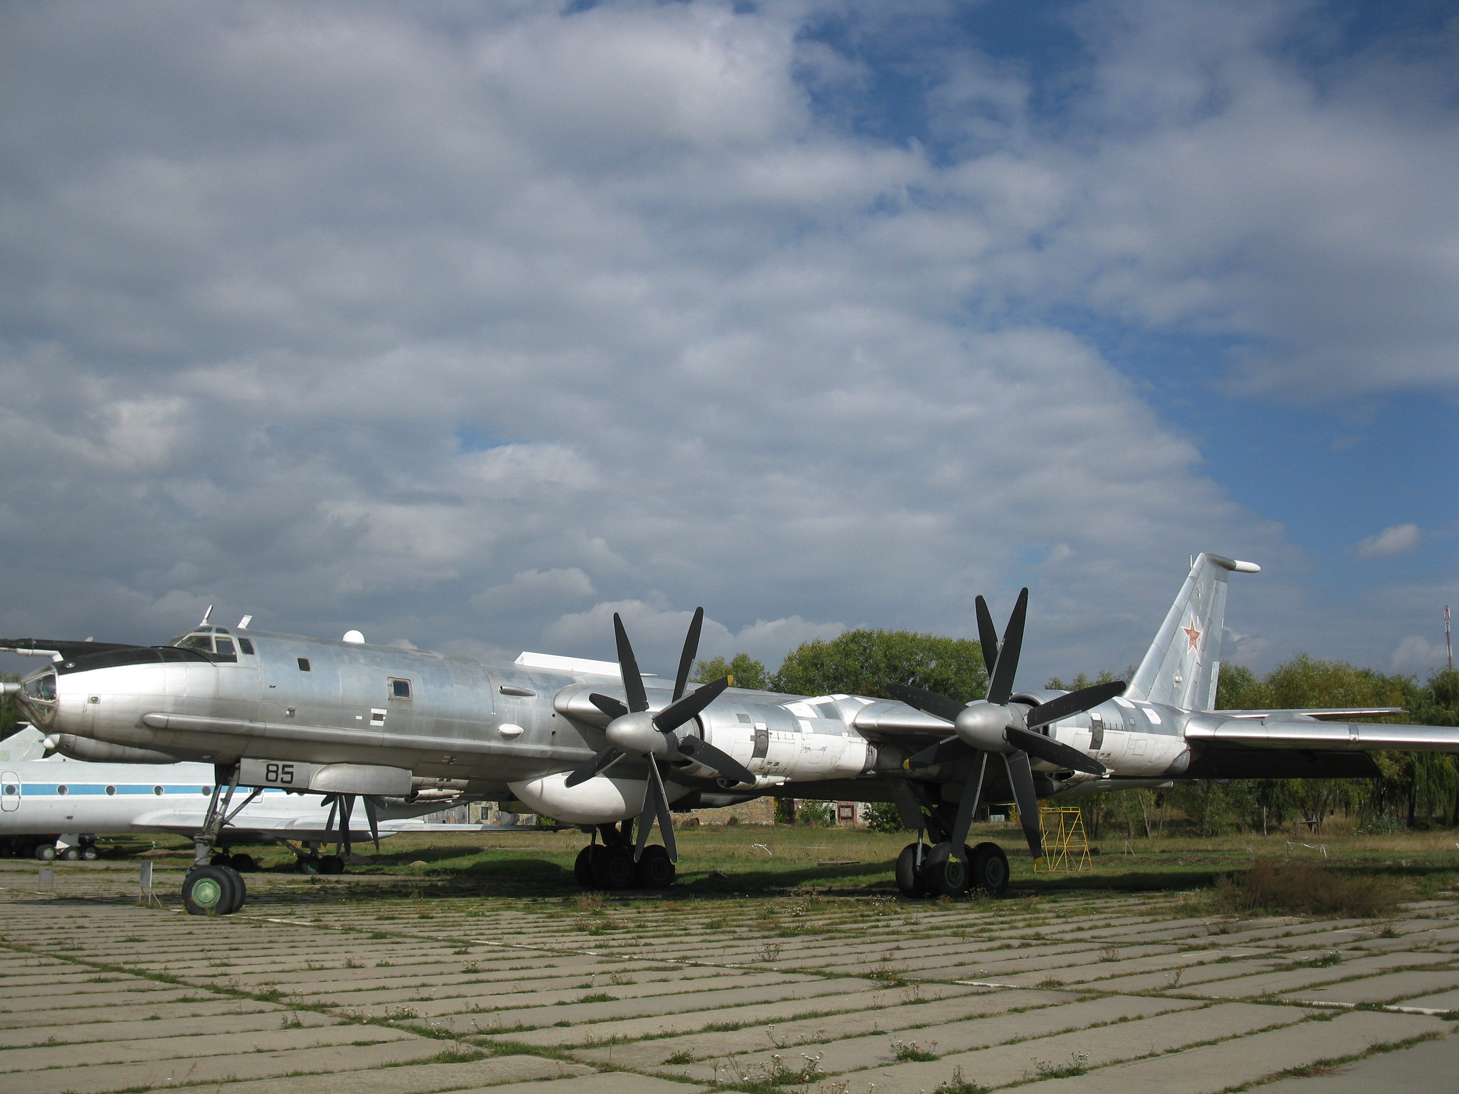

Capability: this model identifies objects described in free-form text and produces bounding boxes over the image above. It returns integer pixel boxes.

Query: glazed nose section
[15,668,59,728]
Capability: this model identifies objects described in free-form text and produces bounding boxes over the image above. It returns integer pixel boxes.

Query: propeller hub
[604,711,673,758]
[954,702,1011,752]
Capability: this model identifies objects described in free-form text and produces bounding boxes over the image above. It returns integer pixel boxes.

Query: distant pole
[1446,605,1453,671]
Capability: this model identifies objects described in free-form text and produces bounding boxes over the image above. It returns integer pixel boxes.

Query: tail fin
[1126,553,1260,711]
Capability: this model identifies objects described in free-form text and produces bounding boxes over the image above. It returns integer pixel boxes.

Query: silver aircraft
[7,552,1455,914]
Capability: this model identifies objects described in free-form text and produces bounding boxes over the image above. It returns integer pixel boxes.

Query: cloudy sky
[1,0,1455,686]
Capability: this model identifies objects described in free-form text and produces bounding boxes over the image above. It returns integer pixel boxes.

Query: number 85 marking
[263,762,295,784]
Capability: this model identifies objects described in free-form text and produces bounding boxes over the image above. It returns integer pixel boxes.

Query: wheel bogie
[920,842,967,897]
[897,840,1008,898]
[34,844,55,862]
[894,843,926,898]
[319,854,346,875]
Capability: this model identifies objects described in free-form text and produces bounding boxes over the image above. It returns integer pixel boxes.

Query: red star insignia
[1182,622,1201,650]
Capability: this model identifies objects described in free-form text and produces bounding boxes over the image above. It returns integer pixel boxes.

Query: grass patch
[1211,859,1405,918]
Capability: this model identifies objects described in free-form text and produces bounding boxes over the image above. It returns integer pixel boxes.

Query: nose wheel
[182,863,247,915]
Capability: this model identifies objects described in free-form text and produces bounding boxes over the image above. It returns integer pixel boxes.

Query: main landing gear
[895,834,1009,898]
[573,821,675,891]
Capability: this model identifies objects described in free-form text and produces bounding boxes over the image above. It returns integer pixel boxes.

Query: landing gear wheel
[34,845,55,862]
[210,853,235,868]
[183,865,235,915]
[969,842,1009,895]
[60,847,80,861]
[895,843,926,898]
[589,845,635,891]
[320,855,346,875]
[230,853,257,872]
[81,846,98,861]
[298,856,321,875]
[920,842,966,898]
[574,845,601,888]
[634,845,675,888]
[960,845,977,893]
[219,865,247,913]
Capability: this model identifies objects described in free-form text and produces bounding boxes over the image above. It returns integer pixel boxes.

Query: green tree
[693,653,769,691]
[770,630,987,701]
[860,801,909,833]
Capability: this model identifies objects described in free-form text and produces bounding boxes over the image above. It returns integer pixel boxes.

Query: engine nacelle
[508,771,694,825]
[49,734,181,764]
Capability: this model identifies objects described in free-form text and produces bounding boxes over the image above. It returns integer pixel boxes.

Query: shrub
[1212,858,1405,918]
[797,800,835,827]
[862,801,909,833]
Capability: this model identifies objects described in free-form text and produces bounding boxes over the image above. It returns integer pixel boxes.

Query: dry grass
[1211,858,1406,918]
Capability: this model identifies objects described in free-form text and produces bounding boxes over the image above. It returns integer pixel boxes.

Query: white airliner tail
[1125,553,1260,711]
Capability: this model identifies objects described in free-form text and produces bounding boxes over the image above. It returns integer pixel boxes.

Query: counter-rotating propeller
[888,588,1124,863]
[565,608,754,862]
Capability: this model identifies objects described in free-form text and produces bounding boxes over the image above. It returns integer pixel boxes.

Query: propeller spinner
[890,588,1123,863]
[564,608,754,862]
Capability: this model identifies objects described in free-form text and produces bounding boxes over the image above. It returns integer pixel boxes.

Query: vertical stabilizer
[1126,553,1259,710]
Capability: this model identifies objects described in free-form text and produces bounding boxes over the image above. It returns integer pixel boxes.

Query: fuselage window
[238,638,254,655]
[216,638,236,657]
[390,679,411,700]
[153,786,163,796]
[3,784,16,795]
[297,658,311,672]
[57,785,68,795]
[105,785,116,795]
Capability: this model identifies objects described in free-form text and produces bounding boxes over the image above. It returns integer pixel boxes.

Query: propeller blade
[676,737,755,785]
[672,607,704,703]
[907,736,975,770]
[974,595,999,678]
[338,793,355,855]
[948,751,988,861]
[1003,750,1043,859]
[986,588,1028,705]
[653,675,728,732]
[634,774,656,861]
[1025,680,1127,729]
[1005,724,1105,775]
[589,692,629,719]
[886,682,967,725]
[613,613,648,714]
[363,795,381,850]
[564,747,624,787]
[648,759,676,862]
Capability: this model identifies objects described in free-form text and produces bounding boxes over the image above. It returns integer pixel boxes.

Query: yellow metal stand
[1011,806,1092,873]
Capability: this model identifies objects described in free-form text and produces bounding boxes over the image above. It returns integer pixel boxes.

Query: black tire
[320,855,346,875]
[210,853,235,868]
[81,847,98,861]
[574,845,599,888]
[894,843,926,898]
[634,845,675,888]
[34,844,55,862]
[589,845,635,891]
[60,847,80,861]
[219,865,247,914]
[970,842,1010,895]
[960,844,977,893]
[921,842,966,897]
[230,853,257,872]
[298,856,321,875]
[182,865,234,916]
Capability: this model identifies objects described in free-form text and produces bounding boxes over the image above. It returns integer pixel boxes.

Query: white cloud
[0,1,1449,686]
[1390,635,1449,675]
[1356,524,1422,560]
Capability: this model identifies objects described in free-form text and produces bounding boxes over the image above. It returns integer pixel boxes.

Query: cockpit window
[162,632,238,662]
[22,671,56,703]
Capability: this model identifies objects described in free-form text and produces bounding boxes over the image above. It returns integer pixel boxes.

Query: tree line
[697,630,1459,834]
